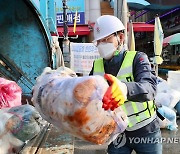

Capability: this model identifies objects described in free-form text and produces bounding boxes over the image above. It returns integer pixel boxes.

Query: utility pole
[114,0,123,18]
[62,0,68,40]
[62,0,70,65]
[114,0,129,49]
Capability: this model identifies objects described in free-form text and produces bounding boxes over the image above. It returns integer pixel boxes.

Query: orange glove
[102,74,127,111]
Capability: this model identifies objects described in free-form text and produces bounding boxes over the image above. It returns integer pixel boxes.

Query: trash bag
[32,67,128,145]
[155,92,171,107]
[0,104,46,153]
[169,89,180,108]
[0,77,22,109]
[155,77,180,108]
[157,105,178,131]
[156,77,179,131]
[7,104,44,141]
[156,77,171,93]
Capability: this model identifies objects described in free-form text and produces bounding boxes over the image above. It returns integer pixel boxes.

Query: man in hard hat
[89,15,162,154]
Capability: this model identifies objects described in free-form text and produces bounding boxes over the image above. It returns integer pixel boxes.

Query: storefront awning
[56,23,154,36]
[89,22,154,32]
[57,25,90,36]
[131,23,154,32]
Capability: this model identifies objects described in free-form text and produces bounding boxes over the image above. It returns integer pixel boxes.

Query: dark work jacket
[89,50,160,137]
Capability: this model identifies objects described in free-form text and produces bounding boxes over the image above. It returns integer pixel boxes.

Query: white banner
[70,43,100,75]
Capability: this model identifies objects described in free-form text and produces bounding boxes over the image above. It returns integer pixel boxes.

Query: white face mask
[97,43,116,60]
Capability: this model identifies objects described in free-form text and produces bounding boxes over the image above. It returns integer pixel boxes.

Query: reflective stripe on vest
[93,51,156,128]
[116,51,136,82]
[93,58,104,76]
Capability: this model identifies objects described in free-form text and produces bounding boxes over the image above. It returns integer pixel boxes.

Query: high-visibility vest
[93,51,156,130]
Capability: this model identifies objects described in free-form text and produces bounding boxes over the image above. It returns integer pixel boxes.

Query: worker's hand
[102,74,127,111]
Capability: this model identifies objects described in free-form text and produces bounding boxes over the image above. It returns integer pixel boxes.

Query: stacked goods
[32,67,128,144]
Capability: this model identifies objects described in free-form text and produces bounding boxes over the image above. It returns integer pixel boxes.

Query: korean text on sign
[57,12,85,26]
[70,43,100,76]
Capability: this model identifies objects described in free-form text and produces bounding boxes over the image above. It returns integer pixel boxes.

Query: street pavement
[74,118,180,154]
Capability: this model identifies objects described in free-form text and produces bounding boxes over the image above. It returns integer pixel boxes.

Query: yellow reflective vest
[93,51,156,130]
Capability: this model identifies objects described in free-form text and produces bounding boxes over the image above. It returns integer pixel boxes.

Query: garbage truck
[0,0,64,103]
[0,0,75,153]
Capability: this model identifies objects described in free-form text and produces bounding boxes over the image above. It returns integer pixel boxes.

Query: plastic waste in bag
[156,77,171,93]
[0,77,22,109]
[155,92,171,107]
[155,77,180,108]
[0,104,45,153]
[32,67,128,144]
[169,89,180,108]
[157,105,178,131]
[155,77,179,131]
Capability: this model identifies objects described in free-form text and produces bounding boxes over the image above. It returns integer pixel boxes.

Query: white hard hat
[93,15,125,42]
